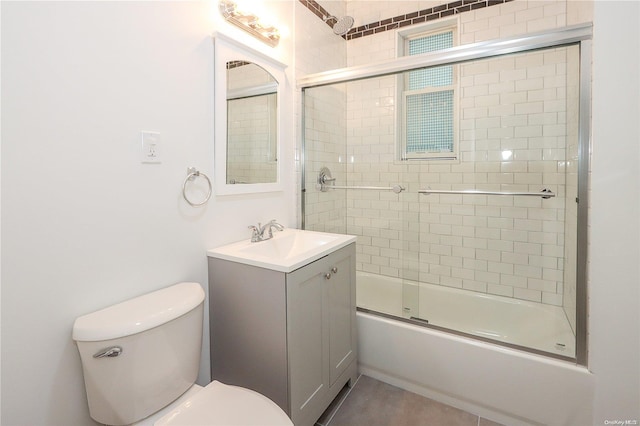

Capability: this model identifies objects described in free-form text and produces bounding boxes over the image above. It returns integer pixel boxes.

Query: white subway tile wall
[303,1,583,314]
[295,0,347,230]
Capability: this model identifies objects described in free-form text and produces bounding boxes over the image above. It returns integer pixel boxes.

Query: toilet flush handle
[93,346,123,358]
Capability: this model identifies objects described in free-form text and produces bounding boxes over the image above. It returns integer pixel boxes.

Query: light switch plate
[141,131,161,163]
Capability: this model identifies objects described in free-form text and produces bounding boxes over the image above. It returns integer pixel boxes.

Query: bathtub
[356,272,593,425]
[356,271,576,357]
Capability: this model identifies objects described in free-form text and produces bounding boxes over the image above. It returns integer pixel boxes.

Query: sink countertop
[207,228,356,273]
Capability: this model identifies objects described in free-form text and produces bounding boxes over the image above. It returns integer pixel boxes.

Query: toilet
[72,282,293,426]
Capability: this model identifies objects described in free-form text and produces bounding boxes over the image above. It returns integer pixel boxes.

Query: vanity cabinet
[208,243,357,426]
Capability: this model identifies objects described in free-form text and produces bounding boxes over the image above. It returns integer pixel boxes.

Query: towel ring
[182,167,212,207]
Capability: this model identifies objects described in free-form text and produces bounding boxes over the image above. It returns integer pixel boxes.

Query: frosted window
[406,90,454,153]
[408,32,453,90]
[402,29,456,159]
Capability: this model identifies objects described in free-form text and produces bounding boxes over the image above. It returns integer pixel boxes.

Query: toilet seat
[154,381,293,426]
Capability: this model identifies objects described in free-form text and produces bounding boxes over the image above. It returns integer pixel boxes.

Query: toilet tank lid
[72,282,205,342]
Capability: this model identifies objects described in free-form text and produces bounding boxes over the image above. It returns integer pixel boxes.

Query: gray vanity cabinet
[208,243,357,426]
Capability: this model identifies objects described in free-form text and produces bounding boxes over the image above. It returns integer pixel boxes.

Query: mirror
[226,62,278,185]
[214,33,287,195]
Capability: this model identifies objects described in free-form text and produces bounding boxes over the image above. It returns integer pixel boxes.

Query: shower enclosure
[301,25,590,363]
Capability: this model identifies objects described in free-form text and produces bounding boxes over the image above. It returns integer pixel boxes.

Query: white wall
[1,1,295,425]
[590,0,640,423]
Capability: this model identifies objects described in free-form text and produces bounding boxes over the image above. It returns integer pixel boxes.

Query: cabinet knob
[324,273,332,280]
[331,267,338,274]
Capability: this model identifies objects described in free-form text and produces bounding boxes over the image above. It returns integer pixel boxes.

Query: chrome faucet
[249,220,284,242]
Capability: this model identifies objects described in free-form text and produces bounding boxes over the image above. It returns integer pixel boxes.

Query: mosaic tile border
[298,0,337,28]
[227,60,251,69]
[299,0,514,40]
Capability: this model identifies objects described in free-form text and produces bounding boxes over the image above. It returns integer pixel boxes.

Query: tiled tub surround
[294,0,348,228]
[303,1,581,331]
[345,0,515,41]
[305,44,579,312]
[299,1,592,422]
[303,82,349,235]
[299,0,515,41]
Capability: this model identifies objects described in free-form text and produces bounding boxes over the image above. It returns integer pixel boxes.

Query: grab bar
[318,167,405,194]
[418,188,555,199]
[327,184,406,194]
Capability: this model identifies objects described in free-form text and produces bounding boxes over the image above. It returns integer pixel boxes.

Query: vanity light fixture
[219,0,280,47]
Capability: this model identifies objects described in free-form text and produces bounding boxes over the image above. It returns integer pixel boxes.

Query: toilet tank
[72,282,206,426]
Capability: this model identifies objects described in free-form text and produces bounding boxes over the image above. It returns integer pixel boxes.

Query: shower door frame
[299,23,592,366]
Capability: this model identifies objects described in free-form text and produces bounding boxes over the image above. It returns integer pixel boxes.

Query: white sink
[207,228,356,273]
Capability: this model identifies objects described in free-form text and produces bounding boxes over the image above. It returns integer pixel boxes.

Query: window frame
[396,19,460,161]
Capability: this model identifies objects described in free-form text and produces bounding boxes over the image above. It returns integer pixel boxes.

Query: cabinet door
[327,244,357,386]
[286,258,329,425]
[208,259,289,412]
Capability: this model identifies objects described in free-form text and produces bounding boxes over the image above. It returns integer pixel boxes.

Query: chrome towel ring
[182,167,212,207]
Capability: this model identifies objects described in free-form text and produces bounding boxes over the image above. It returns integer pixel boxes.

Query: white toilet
[72,282,293,426]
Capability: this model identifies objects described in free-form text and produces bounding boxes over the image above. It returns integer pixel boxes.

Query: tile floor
[319,375,503,426]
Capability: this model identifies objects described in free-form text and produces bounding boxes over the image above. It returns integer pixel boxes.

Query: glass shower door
[407,45,580,358]
[301,27,588,361]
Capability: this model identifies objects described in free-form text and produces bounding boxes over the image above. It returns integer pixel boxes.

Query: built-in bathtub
[355,271,593,425]
[356,271,575,358]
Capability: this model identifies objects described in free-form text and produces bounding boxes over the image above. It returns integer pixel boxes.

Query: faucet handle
[248,225,261,242]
